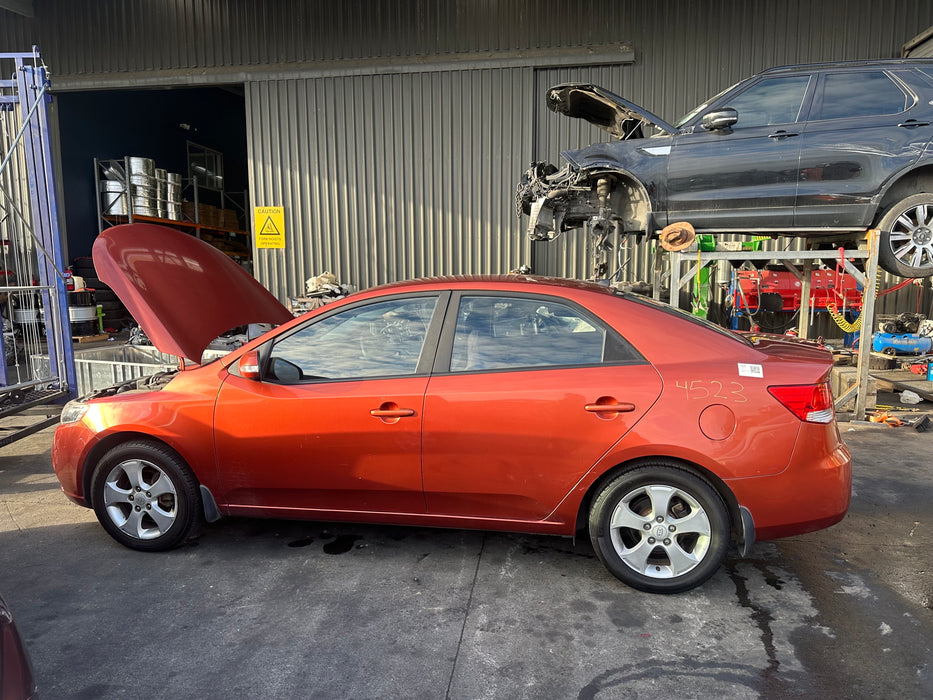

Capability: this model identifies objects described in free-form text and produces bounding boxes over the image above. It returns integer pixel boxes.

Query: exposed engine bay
[87,370,177,400]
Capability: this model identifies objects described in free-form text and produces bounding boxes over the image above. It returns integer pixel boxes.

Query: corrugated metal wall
[3,0,933,327]
[247,68,535,293]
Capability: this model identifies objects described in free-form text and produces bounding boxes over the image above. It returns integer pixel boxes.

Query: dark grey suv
[517,60,933,278]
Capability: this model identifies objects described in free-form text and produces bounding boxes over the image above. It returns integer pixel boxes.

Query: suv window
[268,296,437,381]
[449,295,639,372]
[724,75,811,128]
[815,72,909,120]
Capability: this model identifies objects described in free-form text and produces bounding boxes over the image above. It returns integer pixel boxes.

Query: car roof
[369,274,619,296]
[758,58,933,76]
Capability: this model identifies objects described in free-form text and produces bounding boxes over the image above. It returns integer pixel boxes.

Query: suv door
[665,74,814,229]
[795,69,932,228]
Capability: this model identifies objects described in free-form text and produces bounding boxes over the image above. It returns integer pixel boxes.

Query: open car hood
[93,223,293,363]
[546,83,677,137]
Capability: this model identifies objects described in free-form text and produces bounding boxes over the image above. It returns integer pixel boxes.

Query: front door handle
[584,402,636,413]
[898,119,931,128]
[768,130,799,139]
[370,408,416,417]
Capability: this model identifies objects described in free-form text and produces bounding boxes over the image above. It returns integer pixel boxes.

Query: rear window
[617,292,753,345]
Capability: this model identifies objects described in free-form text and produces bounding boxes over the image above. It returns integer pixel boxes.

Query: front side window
[815,72,909,120]
[268,296,438,381]
[723,75,812,128]
[449,296,638,372]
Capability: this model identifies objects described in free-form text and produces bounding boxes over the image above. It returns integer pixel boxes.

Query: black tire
[93,289,118,303]
[876,193,933,278]
[588,464,730,593]
[72,258,97,276]
[99,301,125,314]
[81,277,111,291]
[90,440,202,551]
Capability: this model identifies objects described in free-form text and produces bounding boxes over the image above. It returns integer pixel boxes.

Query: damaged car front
[516,83,678,251]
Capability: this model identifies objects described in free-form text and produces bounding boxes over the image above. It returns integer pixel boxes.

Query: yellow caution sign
[254,206,285,249]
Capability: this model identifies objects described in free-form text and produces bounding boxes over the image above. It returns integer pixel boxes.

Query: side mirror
[238,349,261,380]
[701,108,738,131]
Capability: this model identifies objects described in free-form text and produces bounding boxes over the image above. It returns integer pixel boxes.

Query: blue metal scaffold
[0,47,76,446]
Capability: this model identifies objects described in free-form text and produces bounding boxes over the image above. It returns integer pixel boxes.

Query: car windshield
[674,82,739,128]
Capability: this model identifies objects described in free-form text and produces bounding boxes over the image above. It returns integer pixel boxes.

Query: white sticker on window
[738,363,763,378]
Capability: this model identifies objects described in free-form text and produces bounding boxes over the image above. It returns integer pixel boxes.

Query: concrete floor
[1,423,931,699]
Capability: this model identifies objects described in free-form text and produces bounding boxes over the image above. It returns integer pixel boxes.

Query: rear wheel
[90,440,201,551]
[588,464,730,593]
[876,193,933,278]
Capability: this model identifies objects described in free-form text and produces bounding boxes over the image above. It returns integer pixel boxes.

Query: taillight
[768,383,834,423]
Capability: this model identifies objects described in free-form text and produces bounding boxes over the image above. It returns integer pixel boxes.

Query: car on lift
[516,59,933,279]
[51,224,851,594]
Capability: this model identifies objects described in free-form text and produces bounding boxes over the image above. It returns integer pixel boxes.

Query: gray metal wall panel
[248,69,534,299]
[1,1,930,85]
[5,0,933,321]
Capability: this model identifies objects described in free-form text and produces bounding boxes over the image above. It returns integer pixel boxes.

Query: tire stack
[71,257,132,332]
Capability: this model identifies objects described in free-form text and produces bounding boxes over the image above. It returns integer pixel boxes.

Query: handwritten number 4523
[674,379,747,403]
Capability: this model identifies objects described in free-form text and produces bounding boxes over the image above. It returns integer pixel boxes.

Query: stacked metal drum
[128,157,158,217]
[99,157,183,221]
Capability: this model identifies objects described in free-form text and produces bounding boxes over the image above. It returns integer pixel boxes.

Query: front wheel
[90,440,202,551]
[876,193,933,278]
[588,464,730,593]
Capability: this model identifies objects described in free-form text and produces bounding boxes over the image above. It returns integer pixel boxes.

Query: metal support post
[853,230,880,420]
[17,58,77,395]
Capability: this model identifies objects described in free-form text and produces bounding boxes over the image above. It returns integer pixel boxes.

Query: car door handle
[584,402,636,413]
[898,119,931,128]
[767,130,799,139]
[370,408,416,417]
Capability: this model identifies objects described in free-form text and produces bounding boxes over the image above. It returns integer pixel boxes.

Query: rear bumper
[727,423,852,541]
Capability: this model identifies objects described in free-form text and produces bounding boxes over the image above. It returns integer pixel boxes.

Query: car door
[421,292,663,521]
[213,293,445,514]
[795,69,933,227]
[664,74,815,229]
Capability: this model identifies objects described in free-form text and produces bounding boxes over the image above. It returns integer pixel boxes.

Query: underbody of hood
[545,83,676,138]
[93,223,293,363]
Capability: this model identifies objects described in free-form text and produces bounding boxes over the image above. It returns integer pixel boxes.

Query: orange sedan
[52,224,850,593]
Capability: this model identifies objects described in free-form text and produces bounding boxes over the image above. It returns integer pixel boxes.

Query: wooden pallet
[870,369,933,402]
[72,333,109,343]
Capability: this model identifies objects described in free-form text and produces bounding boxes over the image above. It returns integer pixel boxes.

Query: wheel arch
[573,456,743,544]
[876,163,933,216]
[81,431,199,505]
[603,169,655,233]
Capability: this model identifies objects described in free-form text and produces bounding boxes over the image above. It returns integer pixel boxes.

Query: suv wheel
[876,193,933,278]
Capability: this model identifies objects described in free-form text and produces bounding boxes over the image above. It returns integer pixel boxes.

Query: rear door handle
[898,119,931,128]
[767,130,799,139]
[584,402,636,413]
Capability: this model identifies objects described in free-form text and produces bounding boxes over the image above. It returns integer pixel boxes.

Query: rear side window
[449,296,639,372]
[815,72,909,120]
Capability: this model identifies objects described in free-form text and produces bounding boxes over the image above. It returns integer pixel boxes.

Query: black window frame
[711,73,817,129]
[808,69,915,123]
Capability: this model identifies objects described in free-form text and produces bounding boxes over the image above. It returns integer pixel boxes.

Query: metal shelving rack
[94,155,251,260]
